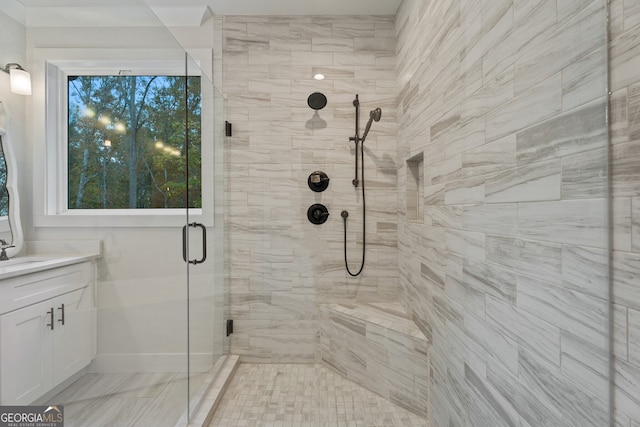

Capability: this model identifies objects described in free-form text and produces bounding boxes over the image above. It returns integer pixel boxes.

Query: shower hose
[343,140,366,277]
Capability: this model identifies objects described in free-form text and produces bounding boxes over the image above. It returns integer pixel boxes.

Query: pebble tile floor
[209,363,429,427]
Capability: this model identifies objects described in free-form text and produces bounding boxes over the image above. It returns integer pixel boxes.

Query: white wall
[15,10,224,372]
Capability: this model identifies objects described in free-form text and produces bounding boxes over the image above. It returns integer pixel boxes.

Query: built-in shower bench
[319,302,429,419]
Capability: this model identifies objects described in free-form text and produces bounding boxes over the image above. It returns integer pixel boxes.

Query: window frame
[32,48,214,228]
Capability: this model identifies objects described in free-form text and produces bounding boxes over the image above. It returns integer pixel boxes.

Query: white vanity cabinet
[0,258,97,405]
[0,298,54,405]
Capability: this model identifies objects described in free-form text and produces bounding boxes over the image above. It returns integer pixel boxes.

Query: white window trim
[32,48,214,228]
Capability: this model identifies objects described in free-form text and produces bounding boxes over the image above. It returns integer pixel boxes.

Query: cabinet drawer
[0,262,93,315]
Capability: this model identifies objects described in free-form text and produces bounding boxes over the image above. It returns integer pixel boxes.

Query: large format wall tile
[219,0,640,424]
[484,159,561,203]
[610,5,640,424]
[515,99,607,165]
[319,303,429,418]
[223,15,398,363]
[397,0,610,425]
[517,200,608,247]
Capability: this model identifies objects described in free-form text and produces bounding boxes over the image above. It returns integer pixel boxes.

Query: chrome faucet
[0,238,14,261]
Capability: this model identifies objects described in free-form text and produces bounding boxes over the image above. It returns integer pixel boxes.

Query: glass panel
[7,1,226,425]
[183,52,226,420]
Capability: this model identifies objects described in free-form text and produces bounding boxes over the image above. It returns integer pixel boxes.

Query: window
[32,49,214,227]
[67,75,201,210]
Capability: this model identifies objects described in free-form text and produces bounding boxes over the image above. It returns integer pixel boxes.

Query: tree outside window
[67,75,201,210]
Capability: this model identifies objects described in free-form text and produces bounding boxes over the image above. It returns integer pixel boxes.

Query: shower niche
[406,153,424,222]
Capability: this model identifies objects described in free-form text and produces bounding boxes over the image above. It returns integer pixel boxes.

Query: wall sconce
[1,63,32,96]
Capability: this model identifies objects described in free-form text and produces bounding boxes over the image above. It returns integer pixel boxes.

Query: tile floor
[48,371,206,427]
[209,364,429,427]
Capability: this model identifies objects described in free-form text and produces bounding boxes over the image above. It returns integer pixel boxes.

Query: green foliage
[67,75,202,209]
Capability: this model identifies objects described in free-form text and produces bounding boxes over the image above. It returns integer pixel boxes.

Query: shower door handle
[182,222,207,265]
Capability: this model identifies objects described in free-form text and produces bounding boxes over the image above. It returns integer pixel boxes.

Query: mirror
[0,143,11,240]
[0,101,24,258]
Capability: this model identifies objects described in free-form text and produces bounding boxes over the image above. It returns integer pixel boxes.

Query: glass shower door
[183,52,226,421]
[11,1,226,425]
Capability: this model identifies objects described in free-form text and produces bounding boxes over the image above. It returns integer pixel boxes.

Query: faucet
[0,238,14,261]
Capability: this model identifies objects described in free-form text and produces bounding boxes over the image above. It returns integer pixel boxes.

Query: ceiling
[16,0,402,16]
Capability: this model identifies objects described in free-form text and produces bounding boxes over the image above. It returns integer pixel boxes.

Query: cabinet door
[0,300,54,405]
[53,288,92,386]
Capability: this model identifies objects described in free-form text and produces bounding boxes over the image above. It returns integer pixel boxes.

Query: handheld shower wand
[361,108,382,143]
[344,95,383,277]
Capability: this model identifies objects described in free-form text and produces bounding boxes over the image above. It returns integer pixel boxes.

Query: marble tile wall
[610,1,640,425]
[319,302,429,418]
[396,0,610,426]
[222,15,398,363]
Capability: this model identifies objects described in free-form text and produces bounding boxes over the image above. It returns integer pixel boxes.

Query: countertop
[0,254,100,280]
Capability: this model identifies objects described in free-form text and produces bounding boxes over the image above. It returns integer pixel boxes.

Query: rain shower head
[361,108,382,143]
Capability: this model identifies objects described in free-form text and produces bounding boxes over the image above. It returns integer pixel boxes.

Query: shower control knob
[314,211,328,219]
[308,171,330,192]
[307,204,330,225]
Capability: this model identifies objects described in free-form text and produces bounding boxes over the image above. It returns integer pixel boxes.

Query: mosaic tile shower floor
[209,363,428,427]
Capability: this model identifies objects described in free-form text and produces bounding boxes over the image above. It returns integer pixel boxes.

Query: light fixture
[313,73,325,81]
[1,63,32,96]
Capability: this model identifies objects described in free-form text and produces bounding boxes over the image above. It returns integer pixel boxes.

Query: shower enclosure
[7,1,227,425]
[3,0,623,425]
[222,2,614,426]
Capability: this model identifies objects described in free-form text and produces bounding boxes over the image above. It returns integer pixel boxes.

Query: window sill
[34,209,212,228]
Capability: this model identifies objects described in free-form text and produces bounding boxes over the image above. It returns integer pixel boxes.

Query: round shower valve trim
[308,171,330,192]
[307,204,330,225]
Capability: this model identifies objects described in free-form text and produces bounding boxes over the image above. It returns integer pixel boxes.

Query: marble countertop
[0,254,99,280]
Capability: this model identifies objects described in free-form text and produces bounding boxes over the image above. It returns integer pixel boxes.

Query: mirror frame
[0,100,24,258]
